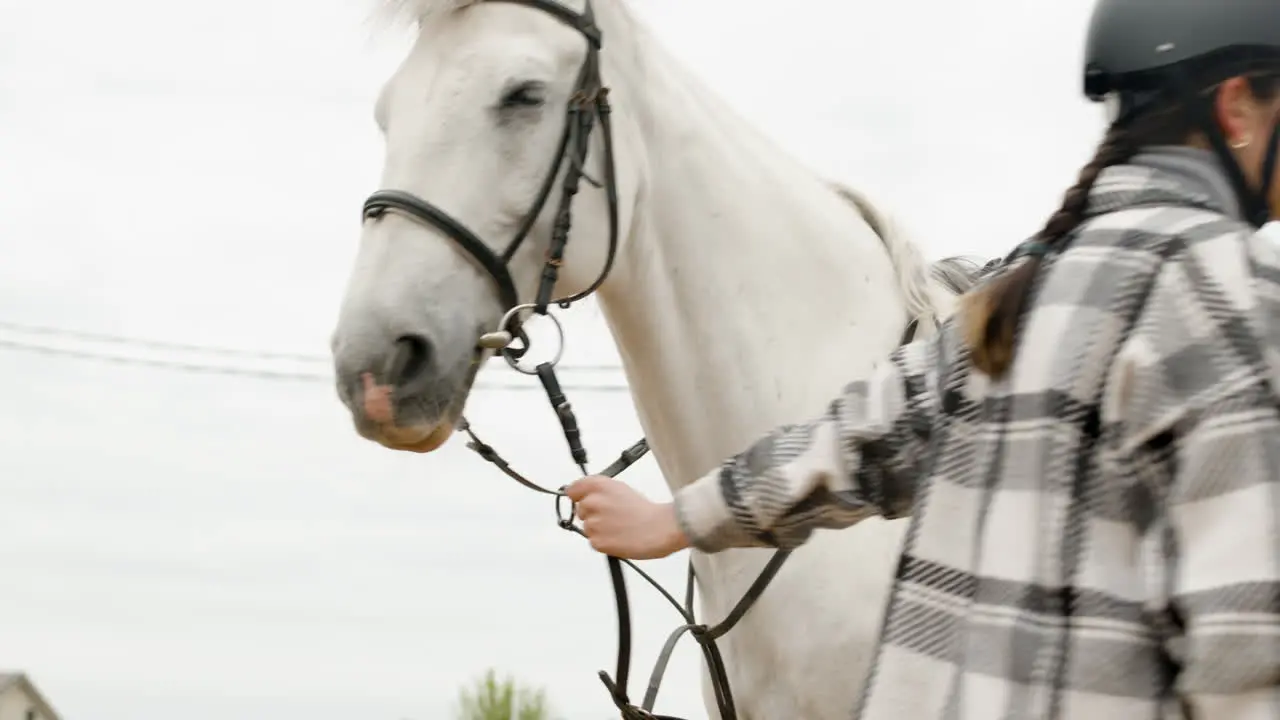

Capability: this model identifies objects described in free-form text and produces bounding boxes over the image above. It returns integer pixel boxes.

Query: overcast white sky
[0,0,1104,718]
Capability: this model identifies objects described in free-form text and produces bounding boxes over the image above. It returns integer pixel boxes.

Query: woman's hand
[564,475,690,560]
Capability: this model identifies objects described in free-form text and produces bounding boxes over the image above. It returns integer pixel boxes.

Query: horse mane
[827,182,987,328]
[374,0,584,26]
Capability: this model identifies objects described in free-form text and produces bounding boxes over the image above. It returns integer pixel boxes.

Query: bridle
[364,0,618,355]
[360,2,919,717]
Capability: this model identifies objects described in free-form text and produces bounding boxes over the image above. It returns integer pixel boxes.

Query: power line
[0,338,634,393]
[0,320,319,362]
[0,320,627,372]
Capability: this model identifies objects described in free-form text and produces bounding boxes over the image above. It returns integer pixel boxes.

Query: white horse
[330,0,983,717]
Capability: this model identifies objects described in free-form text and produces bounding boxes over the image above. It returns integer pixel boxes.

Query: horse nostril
[387,334,435,390]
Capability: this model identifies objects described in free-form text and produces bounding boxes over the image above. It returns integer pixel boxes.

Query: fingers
[576,514,604,553]
[574,493,602,521]
[582,520,611,555]
[566,475,614,522]
[564,474,605,502]
[563,476,620,555]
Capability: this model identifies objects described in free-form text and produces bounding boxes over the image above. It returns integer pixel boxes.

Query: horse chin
[372,421,456,454]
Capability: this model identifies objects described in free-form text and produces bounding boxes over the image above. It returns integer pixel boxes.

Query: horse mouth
[354,356,480,454]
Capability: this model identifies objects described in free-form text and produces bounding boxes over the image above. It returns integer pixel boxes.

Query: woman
[566,0,1280,717]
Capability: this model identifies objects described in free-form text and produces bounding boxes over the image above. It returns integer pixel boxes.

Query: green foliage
[454,668,555,720]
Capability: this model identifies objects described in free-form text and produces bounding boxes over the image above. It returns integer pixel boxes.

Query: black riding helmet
[1081,0,1280,227]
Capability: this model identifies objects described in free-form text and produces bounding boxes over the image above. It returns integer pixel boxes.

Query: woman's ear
[1215,76,1259,148]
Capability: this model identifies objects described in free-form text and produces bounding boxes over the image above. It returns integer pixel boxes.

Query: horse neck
[590,6,910,489]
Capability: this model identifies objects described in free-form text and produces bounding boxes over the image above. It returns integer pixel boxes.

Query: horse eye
[500,82,546,109]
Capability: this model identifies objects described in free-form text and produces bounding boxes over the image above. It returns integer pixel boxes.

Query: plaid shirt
[674,148,1280,719]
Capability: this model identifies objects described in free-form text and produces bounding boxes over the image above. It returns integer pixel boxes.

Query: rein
[360,1,925,716]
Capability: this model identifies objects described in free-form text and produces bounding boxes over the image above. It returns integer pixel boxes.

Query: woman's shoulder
[1077,201,1243,250]
[1107,215,1280,441]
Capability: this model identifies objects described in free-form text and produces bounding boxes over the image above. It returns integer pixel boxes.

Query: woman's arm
[1164,389,1280,715]
[1120,226,1280,716]
[674,331,945,553]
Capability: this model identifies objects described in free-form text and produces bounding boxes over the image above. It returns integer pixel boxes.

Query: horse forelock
[373,0,480,27]
[373,0,586,27]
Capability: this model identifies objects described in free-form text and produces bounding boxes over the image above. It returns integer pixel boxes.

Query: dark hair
[962,70,1280,378]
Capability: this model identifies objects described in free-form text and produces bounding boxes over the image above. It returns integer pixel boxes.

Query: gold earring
[1231,135,1253,149]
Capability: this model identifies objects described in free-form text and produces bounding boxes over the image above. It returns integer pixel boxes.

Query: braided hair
[962,124,1137,377]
